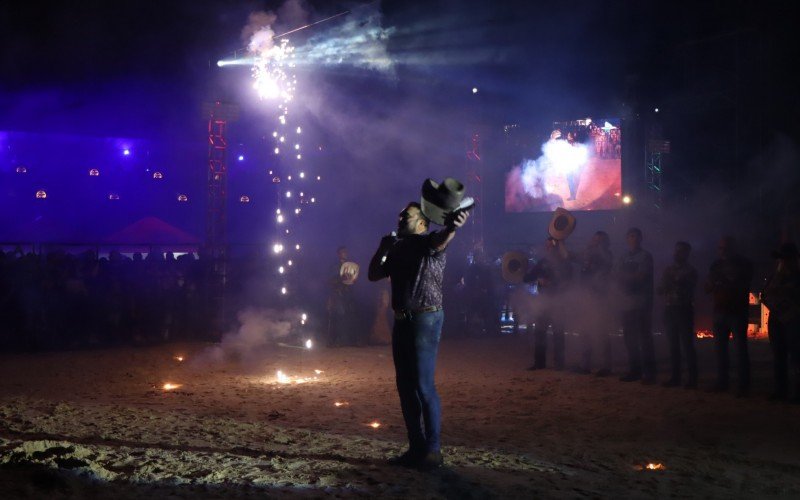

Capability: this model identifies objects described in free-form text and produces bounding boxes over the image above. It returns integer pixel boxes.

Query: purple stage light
[238,155,244,161]
[123,149,131,156]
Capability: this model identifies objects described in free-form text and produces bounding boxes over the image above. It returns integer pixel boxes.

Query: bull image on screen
[505,118,622,212]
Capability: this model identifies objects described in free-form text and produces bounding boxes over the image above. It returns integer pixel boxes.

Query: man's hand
[445,210,470,231]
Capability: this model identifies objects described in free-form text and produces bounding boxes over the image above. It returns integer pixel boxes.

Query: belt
[394,305,442,320]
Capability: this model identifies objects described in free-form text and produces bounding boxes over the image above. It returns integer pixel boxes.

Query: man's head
[674,241,691,264]
[590,230,610,250]
[717,236,736,259]
[626,227,642,251]
[397,202,429,236]
[336,246,348,262]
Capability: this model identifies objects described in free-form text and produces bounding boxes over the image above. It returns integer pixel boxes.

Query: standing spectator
[761,242,800,402]
[658,241,699,388]
[576,231,614,375]
[617,227,656,384]
[524,237,573,371]
[327,246,358,346]
[705,236,754,396]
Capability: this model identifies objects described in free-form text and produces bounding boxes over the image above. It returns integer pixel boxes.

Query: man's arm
[368,235,396,281]
[430,211,469,252]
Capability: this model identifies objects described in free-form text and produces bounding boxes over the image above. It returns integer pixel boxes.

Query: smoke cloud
[200,308,300,365]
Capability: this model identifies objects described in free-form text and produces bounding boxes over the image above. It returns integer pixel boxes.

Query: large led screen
[505,118,622,212]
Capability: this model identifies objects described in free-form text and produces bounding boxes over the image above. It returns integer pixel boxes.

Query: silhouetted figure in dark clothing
[617,228,656,384]
[658,241,699,388]
[705,236,754,397]
[577,231,613,375]
[327,246,358,346]
[762,242,800,402]
[525,237,572,370]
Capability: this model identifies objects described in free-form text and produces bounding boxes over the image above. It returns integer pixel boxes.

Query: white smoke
[300,4,395,72]
[202,308,299,364]
[242,2,395,74]
[520,138,590,198]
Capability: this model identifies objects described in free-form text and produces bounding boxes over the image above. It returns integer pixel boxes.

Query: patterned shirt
[384,232,447,311]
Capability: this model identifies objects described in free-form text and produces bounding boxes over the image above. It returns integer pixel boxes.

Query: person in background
[705,236,754,397]
[658,241,699,388]
[327,246,357,347]
[761,242,800,402]
[524,236,573,371]
[576,231,614,376]
[617,227,656,385]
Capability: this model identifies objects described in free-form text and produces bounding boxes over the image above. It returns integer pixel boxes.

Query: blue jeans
[392,309,443,454]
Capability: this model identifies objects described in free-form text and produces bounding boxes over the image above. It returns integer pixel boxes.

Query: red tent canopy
[104,217,201,248]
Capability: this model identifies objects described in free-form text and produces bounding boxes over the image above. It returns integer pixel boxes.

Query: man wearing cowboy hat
[368,178,469,470]
[762,241,800,402]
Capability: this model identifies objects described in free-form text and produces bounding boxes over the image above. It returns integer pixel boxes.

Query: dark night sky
[1,0,798,242]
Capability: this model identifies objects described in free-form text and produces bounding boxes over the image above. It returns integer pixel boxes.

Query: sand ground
[1,333,799,499]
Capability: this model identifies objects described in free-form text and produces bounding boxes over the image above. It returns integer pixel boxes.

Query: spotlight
[654,107,659,113]
[472,87,478,94]
[123,149,130,156]
[238,155,244,161]
[622,195,632,205]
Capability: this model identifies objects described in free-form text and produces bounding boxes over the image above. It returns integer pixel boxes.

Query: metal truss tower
[201,101,239,337]
[465,132,484,247]
[646,138,670,210]
[204,102,239,256]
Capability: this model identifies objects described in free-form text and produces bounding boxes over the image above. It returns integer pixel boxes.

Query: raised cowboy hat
[420,177,474,226]
[501,250,529,284]
[340,261,360,285]
[548,207,576,240]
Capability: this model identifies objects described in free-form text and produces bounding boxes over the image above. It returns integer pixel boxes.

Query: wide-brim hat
[340,261,360,285]
[548,207,576,240]
[501,251,529,284]
[421,177,465,226]
[772,242,799,259]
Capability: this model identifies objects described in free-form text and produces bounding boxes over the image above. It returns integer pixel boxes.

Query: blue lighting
[238,155,244,161]
[123,149,131,156]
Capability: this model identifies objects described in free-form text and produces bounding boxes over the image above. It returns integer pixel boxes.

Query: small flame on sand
[368,421,381,429]
[636,462,666,471]
[274,370,319,385]
[305,339,313,349]
[314,369,323,375]
[174,356,184,362]
[334,401,349,407]
[162,383,182,391]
